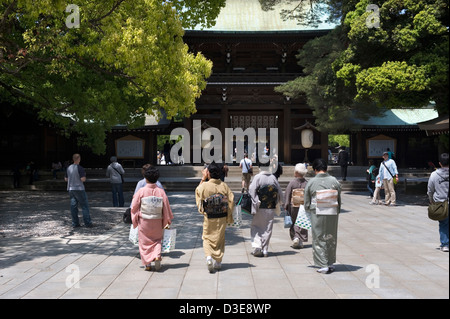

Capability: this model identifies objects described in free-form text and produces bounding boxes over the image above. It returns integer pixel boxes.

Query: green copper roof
[190,0,335,32]
[352,107,439,127]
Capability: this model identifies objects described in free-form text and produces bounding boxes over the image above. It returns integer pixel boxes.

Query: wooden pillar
[283,106,291,164]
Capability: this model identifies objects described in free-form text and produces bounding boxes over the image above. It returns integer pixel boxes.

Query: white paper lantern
[301,129,314,149]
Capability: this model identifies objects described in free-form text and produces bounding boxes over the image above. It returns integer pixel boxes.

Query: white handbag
[162,228,177,253]
[129,224,139,245]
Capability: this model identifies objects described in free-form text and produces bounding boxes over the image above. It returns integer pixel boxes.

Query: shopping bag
[295,205,311,230]
[228,205,242,228]
[284,213,293,228]
[162,228,177,253]
[239,193,252,215]
[129,224,139,245]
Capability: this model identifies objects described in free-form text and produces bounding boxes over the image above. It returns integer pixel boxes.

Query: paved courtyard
[0,190,448,300]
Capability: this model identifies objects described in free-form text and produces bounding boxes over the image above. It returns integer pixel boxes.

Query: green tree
[0,0,225,154]
[336,0,449,115]
[267,0,448,133]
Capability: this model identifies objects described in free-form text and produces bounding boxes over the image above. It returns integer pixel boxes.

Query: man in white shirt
[239,153,253,192]
[379,151,399,206]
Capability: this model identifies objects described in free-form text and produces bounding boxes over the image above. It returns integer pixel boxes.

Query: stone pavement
[0,191,448,300]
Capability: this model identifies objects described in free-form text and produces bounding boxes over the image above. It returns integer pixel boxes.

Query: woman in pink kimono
[131,166,173,271]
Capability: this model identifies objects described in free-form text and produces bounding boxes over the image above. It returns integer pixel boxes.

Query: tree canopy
[269,0,449,132]
[0,0,226,154]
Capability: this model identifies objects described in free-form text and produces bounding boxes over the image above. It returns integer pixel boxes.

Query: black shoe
[85,223,94,228]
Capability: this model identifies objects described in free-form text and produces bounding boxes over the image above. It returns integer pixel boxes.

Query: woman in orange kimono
[131,166,173,271]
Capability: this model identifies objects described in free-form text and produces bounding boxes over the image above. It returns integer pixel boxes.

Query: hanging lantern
[301,129,314,149]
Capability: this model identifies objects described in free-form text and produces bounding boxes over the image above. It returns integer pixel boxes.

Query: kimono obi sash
[291,188,305,207]
[203,193,228,219]
[140,196,163,220]
[315,189,338,215]
[257,184,278,209]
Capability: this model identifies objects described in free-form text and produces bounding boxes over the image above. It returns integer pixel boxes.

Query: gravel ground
[0,189,429,239]
[0,191,134,238]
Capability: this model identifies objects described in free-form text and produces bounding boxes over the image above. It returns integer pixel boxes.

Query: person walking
[337,146,349,181]
[106,156,125,207]
[195,163,235,273]
[427,153,449,252]
[249,165,284,257]
[239,153,253,192]
[304,158,341,274]
[379,151,399,206]
[64,154,93,228]
[131,166,174,271]
[284,163,309,249]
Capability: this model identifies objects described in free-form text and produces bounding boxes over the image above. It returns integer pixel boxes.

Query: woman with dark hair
[195,162,234,272]
[131,166,174,271]
[304,158,341,274]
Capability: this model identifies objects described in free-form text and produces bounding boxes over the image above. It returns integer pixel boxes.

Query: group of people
[65,150,448,275]
[197,158,341,274]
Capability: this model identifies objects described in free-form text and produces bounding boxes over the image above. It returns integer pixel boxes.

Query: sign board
[366,135,396,158]
[115,135,145,159]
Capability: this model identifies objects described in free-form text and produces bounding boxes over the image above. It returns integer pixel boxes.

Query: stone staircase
[1,165,430,193]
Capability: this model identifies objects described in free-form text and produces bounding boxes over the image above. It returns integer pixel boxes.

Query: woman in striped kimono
[304,158,341,274]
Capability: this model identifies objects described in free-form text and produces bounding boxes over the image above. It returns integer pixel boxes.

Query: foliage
[0,0,224,154]
[335,0,449,115]
[271,0,448,133]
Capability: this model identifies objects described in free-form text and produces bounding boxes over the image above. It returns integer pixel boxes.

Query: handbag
[428,201,448,221]
[228,204,242,227]
[239,193,252,215]
[162,228,177,253]
[123,207,132,224]
[284,213,293,228]
[295,205,311,230]
[129,224,139,245]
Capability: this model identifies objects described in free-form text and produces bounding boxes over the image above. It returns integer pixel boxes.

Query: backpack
[257,184,278,209]
[203,193,228,219]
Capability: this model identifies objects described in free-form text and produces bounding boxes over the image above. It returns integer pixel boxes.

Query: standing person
[65,154,93,228]
[284,163,309,249]
[239,153,253,192]
[337,146,349,181]
[106,156,125,207]
[249,165,283,257]
[366,160,377,198]
[131,166,174,271]
[379,151,399,206]
[304,158,341,274]
[195,163,234,273]
[427,153,449,252]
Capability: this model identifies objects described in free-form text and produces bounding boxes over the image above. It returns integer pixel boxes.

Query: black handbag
[238,193,252,215]
[123,208,132,224]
